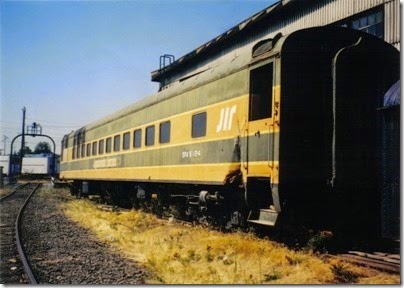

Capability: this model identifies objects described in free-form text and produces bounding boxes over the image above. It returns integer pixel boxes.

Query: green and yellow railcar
[60,27,399,234]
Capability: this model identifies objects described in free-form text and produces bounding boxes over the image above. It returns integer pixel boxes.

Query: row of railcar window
[70,111,207,160]
[65,62,273,161]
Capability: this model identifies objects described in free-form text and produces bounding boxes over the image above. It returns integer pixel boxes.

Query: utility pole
[20,107,26,174]
[21,107,26,156]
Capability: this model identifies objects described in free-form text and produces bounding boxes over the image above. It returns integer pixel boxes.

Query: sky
[0,0,277,155]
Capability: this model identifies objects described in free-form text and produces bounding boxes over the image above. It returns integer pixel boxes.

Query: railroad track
[0,182,40,284]
[338,250,400,274]
[0,183,25,201]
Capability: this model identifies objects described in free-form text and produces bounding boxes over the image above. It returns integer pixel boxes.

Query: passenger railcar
[60,27,399,237]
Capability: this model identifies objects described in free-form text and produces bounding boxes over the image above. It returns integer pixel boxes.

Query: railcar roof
[72,44,255,135]
[68,29,290,137]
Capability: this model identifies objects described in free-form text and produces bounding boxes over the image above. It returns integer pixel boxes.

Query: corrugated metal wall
[235,0,400,58]
[255,0,399,51]
[384,0,400,50]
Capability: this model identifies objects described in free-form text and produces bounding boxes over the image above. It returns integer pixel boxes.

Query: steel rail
[0,183,28,202]
[15,183,41,284]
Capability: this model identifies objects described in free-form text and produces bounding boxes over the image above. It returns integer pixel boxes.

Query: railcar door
[244,57,281,225]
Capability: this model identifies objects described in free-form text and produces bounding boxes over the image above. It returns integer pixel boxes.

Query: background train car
[60,26,399,240]
[21,154,59,175]
[1,154,59,176]
[22,157,49,175]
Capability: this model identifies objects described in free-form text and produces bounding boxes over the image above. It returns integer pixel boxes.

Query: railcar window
[159,121,171,143]
[192,112,207,138]
[106,137,112,153]
[72,148,76,160]
[249,63,273,121]
[77,145,81,158]
[134,129,142,148]
[81,144,85,158]
[92,142,97,156]
[123,132,130,150]
[86,144,91,157]
[146,126,155,146]
[99,139,104,155]
[114,135,121,152]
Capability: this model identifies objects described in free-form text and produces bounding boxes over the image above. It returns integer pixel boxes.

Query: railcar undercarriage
[69,180,250,230]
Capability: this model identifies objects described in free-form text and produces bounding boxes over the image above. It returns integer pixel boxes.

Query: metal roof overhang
[151,0,297,83]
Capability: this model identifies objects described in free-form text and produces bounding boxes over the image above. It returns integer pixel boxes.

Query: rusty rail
[0,183,28,202]
[15,183,41,284]
[338,251,400,274]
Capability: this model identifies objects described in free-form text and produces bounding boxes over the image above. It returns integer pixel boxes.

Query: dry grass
[61,196,400,284]
[0,187,11,197]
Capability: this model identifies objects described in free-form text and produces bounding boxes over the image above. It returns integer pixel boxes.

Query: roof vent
[252,33,282,57]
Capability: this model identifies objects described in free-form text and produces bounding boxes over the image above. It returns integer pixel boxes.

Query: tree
[34,141,52,154]
[17,146,32,156]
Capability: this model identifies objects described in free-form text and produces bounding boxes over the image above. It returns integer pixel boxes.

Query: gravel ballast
[21,183,151,285]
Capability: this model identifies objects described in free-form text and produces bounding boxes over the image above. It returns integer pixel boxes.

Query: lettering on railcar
[216,105,237,132]
[181,150,201,158]
[93,158,120,168]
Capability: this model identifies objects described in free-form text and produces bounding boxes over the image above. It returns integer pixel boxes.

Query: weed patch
[306,230,334,252]
[332,263,359,283]
[61,194,400,284]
